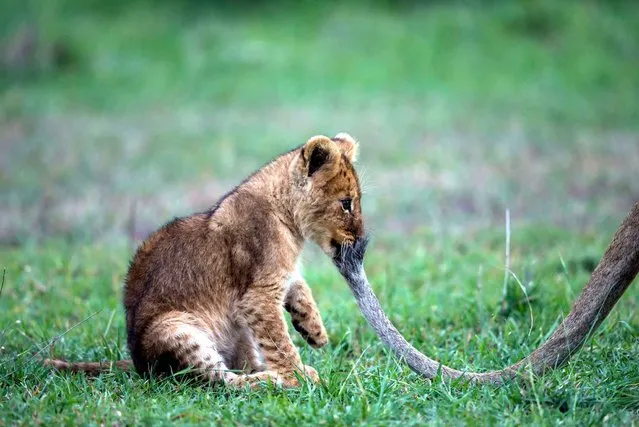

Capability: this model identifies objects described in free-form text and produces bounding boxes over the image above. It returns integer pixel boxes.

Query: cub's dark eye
[341,198,352,213]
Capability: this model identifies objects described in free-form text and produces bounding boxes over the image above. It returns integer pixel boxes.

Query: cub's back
[123,194,290,331]
[124,213,218,324]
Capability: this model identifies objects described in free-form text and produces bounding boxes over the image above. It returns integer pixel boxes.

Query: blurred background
[1,5,638,423]
[1,0,638,245]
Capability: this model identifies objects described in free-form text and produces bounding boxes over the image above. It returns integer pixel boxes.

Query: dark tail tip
[333,236,369,278]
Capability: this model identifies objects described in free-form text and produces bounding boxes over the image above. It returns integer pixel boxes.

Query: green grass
[1,230,637,425]
[1,0,638,424]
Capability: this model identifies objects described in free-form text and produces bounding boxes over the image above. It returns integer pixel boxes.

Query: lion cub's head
[291,133,365,258]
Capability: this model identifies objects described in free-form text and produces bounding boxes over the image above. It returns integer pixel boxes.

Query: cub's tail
[43,359,133,375]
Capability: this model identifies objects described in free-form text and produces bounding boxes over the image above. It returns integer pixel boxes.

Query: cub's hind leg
[143,311,235,383]
[143,312,280,388]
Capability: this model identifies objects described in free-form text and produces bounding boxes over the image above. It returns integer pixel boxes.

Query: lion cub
[124,133,364,388]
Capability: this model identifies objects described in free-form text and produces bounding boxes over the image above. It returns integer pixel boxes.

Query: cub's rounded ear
[332,132,359,162]
[302,135,340,177]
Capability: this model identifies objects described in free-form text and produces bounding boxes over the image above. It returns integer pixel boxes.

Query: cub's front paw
[279,365,320,388]
[309,327,328,349]
[227,371,281,389]
[291,316,328,349]
[300,364,320,383]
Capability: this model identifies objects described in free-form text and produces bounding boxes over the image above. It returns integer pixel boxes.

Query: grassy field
[1,0,638,425]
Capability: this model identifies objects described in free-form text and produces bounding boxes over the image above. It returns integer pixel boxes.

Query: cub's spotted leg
[143,312,235,383]
[284,279,328,348]
[239,286,319,387]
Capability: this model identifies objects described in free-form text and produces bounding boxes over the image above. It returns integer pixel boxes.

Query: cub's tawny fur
[46,133,364,388]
